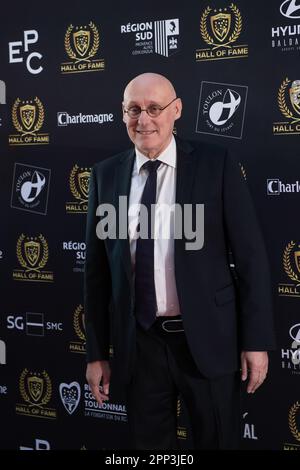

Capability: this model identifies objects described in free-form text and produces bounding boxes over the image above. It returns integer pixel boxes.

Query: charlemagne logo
[120,18,180,57]
[9,97,49,146]
[66,164,90,214]
[278,241,300,297]
[69,305,86,354]
[16,369,57,419]
[11,163,51,215]
[61,21,105,74]
[273,78,300,135]
[196,3,248,61]
[13,234,54,282]
[196,81,248,139]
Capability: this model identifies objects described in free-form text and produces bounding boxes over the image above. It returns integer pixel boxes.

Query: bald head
[124,73,177,102]
[122,72,182,159]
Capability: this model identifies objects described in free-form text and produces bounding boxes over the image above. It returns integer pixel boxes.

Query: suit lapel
[115,149,135,284]
[175,137,196,207]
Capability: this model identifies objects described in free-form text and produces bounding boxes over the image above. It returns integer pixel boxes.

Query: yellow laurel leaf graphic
[289,402,300,442]
[200,6,215,46]
[33,97,44,133]
[16,234,27,269]
[38,234,48,270]
[278,78,293,120]
[19,369,31,403]
[227,3,242,44]
[65,24,76,60]
[40,371,52,406]
[12,98,23,133]
[74,305,85,341]
[283,241,300,283]
[87,21,100,59]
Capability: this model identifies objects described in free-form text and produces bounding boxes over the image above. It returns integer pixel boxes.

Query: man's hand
[240,351,268,394]
[86,360,111,405]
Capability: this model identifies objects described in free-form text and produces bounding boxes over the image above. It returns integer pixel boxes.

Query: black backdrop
[1,0,300,450]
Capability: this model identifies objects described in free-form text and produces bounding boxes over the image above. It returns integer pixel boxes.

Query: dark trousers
[126,318,241,450]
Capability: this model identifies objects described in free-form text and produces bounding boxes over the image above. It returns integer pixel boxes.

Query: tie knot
[143,159,161,174]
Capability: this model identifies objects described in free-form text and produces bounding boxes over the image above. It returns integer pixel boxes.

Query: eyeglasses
[123,97,178,119]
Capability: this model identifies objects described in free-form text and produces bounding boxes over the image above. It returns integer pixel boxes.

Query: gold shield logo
[295,250,300,274]
[12,97,45,135]
[278,78,300,123]
[289,80,300,116]
[73,29,90,56]
[200,4,242,49]
[70,164,91,203]
[24,240,40,267]
[17,234,48,272]
[20,104,36,131]
[283,241,300,285]
[28,375,44,402]
[19,369,52,407]
[65,21,99,62]
[78,170,90,199]
[211,12,231,42]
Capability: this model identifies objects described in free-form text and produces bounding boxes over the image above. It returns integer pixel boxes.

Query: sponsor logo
[0,340,6,365]
[273,78,300,135]
[84,384,127,421]
[9,30,43,74]
[13,234,54,283]
[9,97,49,146]
[121,18,180,57]
[62,241,85,273]
[280,0,300,19]
[57,111,114,126]
[0,80,6,104]
[66,164,90,214]
[288,402,300,446]
[267,178,300,195]
[11,163,51,215]
[196,3,248,61]
[278,241,300,297]
[16,369,57,419]
[6,312,62,335]
[61,21,105,74]
[0,385,7,395]
[20,439,50,450]
[196,81,248,139]
[59,381,81,414]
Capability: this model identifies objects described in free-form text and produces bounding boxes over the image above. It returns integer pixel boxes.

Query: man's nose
[137,109,152,125]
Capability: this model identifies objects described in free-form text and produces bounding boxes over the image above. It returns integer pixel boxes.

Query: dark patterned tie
[135,159,161,330]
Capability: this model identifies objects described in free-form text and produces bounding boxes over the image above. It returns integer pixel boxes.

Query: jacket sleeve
[223,151,276,351]
[84,165,112,362]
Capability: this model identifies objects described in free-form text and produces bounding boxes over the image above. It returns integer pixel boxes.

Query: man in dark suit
[84,72,276,449]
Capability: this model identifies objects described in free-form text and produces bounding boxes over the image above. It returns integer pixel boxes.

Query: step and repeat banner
[0,0,300,450]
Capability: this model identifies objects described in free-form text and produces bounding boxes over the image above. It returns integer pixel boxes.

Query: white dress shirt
[128,135,181,317]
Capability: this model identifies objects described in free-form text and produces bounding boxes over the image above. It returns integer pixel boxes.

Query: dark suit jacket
[84,137,276,384]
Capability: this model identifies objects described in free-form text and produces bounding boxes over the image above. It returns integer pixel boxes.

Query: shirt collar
[135,135,176,174]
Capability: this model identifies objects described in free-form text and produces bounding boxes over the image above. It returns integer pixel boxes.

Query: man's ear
[122,102,126,123]
[174,98,182,121]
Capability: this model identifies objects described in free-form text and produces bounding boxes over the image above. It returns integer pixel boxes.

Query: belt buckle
[161,319,184,333]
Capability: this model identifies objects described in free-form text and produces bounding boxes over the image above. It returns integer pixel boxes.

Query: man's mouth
[136,130,157,135]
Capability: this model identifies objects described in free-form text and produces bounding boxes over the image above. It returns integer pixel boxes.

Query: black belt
[153,315,184,333]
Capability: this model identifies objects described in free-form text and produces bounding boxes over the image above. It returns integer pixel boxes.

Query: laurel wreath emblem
[278,78,300,123]
[283,241,300,285]
[74,304,86,341]
[200,3,242,49]
[65,21,100,62]
[19,369,52,407]
[289,402,300,442]
[12,97,44,135]
[16,234,49,272]
[239,163,247,180]
[70,164,88,203]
